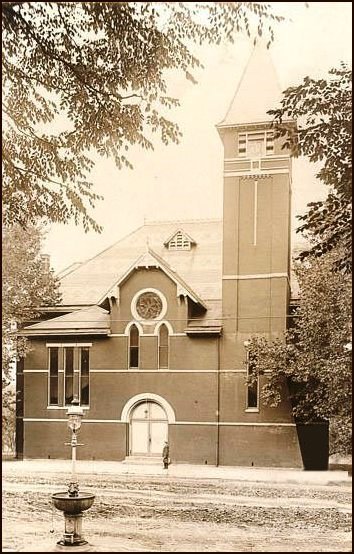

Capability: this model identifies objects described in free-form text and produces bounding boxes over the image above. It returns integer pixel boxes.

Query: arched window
[158,324,169,369]
[129,325,139,368]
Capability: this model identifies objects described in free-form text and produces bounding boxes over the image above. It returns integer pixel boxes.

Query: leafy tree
[2,1,284,231]
[2,225,61,410]
[2,387,16,455]
[269,64,352,272]
[248,249,352,455]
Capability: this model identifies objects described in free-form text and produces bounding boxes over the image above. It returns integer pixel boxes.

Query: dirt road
[2,470,352,552]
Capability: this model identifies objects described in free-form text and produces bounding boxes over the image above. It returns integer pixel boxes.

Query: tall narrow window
[80,347,90,406]
[158,324,169,369]
[64,347,74,405]
[266,131,274,154]
[238,133,246,156]
[49,347,59,405]
[129,325,139,368]
[246,351,259,410]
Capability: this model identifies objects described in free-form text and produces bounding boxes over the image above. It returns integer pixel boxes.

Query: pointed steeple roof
[218,42,282,127]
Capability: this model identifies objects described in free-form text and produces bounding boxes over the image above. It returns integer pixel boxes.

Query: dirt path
[2,471,352,552]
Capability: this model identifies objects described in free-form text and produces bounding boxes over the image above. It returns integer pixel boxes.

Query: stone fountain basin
[52,492,95,514]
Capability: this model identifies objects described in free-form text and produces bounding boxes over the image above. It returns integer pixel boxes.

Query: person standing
[162,441,170,469]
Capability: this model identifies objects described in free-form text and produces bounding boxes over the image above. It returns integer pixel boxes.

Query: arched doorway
[129,401,168,456]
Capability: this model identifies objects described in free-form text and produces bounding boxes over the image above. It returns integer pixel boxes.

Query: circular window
[131,288,167,322]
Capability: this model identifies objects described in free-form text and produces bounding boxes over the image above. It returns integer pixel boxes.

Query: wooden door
[130,401,168,456]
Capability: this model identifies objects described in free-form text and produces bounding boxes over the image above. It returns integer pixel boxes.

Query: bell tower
[215,43,303,468]
[217,43,293,373]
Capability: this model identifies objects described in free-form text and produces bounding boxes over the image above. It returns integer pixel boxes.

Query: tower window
[129,325,140,368]
[238,131,274,158]
[266,131,274,154]
[238,133,247,156]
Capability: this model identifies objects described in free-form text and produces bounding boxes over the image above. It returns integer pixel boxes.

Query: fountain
[52,398,95,551]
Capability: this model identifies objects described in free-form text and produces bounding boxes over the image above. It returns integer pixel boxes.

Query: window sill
[245,408,259,413]
[47,406,90,410]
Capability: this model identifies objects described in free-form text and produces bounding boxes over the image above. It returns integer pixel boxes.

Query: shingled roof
[21,306,110,336]
[58,219,223,308]
[217,42,282,127]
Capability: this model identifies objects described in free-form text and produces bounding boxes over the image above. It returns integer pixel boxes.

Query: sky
[43,2,352,273]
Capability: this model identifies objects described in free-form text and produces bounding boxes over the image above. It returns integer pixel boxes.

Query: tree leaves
[2,2,282,230]
[2,225,61,388]
[268,64,352,273]
[248,250,352,455]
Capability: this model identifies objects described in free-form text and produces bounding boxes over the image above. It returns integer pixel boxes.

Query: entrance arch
[121,394,175,458]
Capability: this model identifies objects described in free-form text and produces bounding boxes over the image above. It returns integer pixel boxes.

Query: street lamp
[67,396,84,497]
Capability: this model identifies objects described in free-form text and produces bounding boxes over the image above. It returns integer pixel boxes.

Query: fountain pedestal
[61,513,84,546]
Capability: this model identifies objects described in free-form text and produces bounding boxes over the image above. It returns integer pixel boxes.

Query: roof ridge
[60,223,145,280]
[145,218,222,225]
[56,261,83,279]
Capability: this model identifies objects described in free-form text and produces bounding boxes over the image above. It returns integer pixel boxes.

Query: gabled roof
[163,228,196,247]
[101,247,207,309]
[21,306,110,336]
[217,42,282,127]
[57,219,222,307]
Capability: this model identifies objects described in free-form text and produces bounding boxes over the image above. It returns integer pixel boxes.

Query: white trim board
[109,333,186,337]
[23,418,296,427]
[223,273,288,280]
[24,368,269,374]
[46,343,93,347]
[224,169,289,176]
[224,155,289,162]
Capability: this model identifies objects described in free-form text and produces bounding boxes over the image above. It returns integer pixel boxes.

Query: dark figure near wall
[162,441,170,469]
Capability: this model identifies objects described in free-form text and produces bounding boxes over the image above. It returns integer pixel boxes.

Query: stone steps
[122,456,162,465]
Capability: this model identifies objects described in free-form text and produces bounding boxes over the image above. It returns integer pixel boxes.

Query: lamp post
[52,397,95,550]
[67,397,84,497]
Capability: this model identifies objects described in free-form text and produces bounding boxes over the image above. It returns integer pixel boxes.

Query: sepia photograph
[2,2,352,552]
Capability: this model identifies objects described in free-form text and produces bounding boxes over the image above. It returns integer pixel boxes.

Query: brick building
[18,45,310,467]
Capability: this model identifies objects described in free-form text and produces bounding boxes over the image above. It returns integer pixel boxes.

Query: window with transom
[48,345,90,407]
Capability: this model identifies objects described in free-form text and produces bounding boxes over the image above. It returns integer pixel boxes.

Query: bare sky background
[43,2,352,273]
